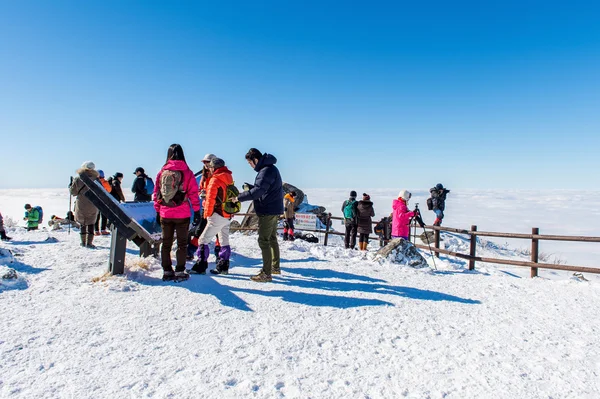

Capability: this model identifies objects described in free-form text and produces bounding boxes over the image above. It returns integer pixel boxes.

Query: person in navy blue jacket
[236,148,284,282]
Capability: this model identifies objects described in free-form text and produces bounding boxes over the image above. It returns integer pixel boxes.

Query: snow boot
[210,259,229,275]
[189,260,208,274]
[86,233,96,249]
[174,270,190,282]
[282,232,289,241]
[0,231,12,241]
[162,270,175,281]
[250,271,272,282]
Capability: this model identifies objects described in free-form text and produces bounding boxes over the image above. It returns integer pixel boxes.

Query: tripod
[413,203,437,270]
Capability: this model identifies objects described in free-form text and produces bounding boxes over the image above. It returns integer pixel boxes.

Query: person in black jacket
[108,172,126,202]
[430,183,450,226]
[132,167,152,202]
[235,148,284,282]
[356,193,375,251]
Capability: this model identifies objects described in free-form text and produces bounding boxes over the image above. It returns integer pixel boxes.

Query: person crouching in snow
[0,211,11,240]
[190,157,234,275]
[70,161,100,248]
[154,144,201,282]
[392,190,415,241]
[283,191,296,241]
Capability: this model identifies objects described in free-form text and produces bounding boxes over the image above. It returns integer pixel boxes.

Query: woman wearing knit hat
[69,161,100,248]
[356,193,375,251]
[392,190,415,241]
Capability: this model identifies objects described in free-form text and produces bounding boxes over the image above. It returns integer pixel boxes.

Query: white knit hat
[81,161,96,170]
[202,153,216,162]
[398,190,411,201]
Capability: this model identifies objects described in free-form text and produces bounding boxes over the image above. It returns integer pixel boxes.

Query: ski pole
[68,176,73,235]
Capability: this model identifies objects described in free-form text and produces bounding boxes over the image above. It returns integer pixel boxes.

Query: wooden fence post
[323,213,331,246]
[434,228,440,258]
[531,227,539,278]
[469,225,477,270]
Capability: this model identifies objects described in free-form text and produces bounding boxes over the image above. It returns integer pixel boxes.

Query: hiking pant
[283,218,295,237]
[257,215,280,275]
[198,213,231,261]
[160,217,189,272]
[359,233,369,243]
[95,212,108,232]
[344,222,357,249]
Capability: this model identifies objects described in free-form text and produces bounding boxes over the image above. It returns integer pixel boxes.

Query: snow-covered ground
[1,188,600,398]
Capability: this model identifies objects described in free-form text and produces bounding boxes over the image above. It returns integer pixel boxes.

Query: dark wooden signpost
[78,172,161,275]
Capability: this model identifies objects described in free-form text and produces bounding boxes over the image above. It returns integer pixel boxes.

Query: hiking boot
[282,233,288,241]
[162,270,175,281]
[272,266,281,275]
[288,235,295,242]
[189,260,208,274]
[210,259,229,275]
[250,271,272,282]
[174,271,190,282]
[0,232,11,241]
[86,244,97,249]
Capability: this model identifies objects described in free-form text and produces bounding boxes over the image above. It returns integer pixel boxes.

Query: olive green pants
[257,215,280,275]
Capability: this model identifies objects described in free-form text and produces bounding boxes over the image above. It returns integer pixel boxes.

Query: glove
[242,183,252,191]
[193,211,201,225]
[156,212,161,224]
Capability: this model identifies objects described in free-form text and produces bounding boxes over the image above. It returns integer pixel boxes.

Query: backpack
[222,183,241,214]
[158,170,185,207]
[34,206,43,224]
[426,197,434,211]
[294,232,319,243]
[343,199,356,219]
[145,177,155,196]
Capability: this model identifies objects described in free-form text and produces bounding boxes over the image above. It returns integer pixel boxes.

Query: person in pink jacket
[391,190,415,240]
[153,143,201,282]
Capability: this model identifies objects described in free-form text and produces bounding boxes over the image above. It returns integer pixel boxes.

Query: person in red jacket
[391,190,415,240]
[153,144,201,282]
[190,157,234,275]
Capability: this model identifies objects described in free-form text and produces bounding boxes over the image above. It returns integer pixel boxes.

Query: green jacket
[25,208,40,228]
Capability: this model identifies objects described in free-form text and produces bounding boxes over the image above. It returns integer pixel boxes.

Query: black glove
[156,212,161,224]
[242,182,252,191]
[193,211,201,225]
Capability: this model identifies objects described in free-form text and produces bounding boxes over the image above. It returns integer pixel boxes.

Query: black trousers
[95,212,108,232]
[160,217,190,272]
[344,222,357,248]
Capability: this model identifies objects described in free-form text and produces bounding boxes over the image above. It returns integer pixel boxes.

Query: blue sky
[0,1,598,191]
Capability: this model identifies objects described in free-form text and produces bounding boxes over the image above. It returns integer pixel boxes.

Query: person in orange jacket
[190,158,234,275]
[94,170,112,235]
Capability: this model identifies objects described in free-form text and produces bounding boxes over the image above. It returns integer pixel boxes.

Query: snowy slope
[1,189,600,398]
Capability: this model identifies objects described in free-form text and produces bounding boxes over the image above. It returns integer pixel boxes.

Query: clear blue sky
[1,1,598,191]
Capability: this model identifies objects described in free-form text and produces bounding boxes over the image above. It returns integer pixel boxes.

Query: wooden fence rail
[231,212,600,277]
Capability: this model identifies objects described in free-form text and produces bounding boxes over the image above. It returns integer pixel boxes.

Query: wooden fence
[231,213,600,277]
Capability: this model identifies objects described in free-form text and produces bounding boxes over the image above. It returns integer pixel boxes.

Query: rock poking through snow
[376,238,428,268]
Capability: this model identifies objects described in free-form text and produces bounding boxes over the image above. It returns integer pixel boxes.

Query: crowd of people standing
[3,145,449,282]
